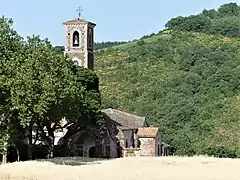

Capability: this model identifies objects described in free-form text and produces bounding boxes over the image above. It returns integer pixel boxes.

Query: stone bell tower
[63,8,96,69]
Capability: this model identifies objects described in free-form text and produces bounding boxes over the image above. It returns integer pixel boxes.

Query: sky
[0,0,238,46]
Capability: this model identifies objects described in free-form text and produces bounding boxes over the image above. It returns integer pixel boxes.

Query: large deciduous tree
[10,35,102,158]
[1,17,102,161]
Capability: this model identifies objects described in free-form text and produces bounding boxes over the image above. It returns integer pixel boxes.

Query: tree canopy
[165,3,240,38]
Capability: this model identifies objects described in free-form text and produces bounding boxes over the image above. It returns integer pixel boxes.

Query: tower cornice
[63,19,96,27]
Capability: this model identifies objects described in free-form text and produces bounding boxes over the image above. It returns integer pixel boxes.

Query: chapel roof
[137,127,159,138]
[101,108,147,130]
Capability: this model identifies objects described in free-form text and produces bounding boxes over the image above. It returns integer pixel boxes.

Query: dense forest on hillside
[95,3,240,157]
[166,3,240,37]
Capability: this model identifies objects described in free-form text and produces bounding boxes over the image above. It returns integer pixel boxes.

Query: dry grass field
[0,156,240,180]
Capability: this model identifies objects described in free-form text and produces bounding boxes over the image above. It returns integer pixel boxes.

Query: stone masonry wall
[139,137,156,156]
[64,23,89,68]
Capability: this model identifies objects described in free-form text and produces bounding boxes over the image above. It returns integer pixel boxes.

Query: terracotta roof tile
[137,127,159,138]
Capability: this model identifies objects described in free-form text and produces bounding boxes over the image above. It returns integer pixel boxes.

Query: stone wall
[139,137,156,156]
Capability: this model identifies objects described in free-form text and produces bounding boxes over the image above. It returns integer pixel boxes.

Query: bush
[202,145,238,158]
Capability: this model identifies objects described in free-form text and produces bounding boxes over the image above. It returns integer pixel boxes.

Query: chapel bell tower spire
[63,7,96,69]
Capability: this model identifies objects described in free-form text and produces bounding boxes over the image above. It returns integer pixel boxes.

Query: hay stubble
[0,156,239,180]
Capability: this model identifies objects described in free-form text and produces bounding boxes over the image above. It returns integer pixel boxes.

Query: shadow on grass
[37,157,106,166]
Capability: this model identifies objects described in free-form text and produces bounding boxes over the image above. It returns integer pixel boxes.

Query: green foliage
[53,46,65,54]
[70,65,102,127]
[94,41,127,51]
[0,16,23,158]
[9,35,102,148]
[218,3,240,17]
[165,3,240,38]
[95,28,240,157]
[202,145,238,158]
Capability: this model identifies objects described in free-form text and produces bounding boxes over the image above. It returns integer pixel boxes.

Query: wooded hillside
[95,3,240,157]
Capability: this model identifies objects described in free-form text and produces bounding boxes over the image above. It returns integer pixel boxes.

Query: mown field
[0,156,240,180]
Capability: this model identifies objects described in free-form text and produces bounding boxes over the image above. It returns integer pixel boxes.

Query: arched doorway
[89,146,96,158]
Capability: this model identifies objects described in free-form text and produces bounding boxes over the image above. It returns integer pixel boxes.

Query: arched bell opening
[72,31,80,47]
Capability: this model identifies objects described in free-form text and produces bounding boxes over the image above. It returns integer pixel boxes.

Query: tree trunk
[16,147,20,162]
[45,120,57,159]
[47,130,54,159]
[28,122,33,160]
[1,143,7,164]
[2,152,7,164]
[1,140,8,164]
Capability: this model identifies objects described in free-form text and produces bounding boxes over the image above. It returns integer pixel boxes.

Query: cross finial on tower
[77,6,83,19]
